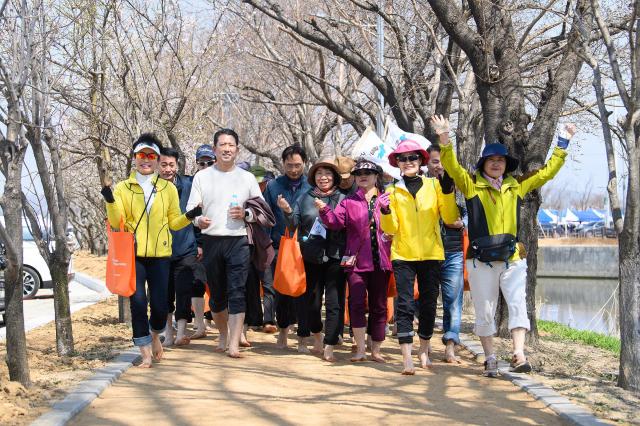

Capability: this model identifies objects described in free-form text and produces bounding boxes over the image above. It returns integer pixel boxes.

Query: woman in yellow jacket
[379,139,458,375]
[101,134,201,367]
[435,115,575,377]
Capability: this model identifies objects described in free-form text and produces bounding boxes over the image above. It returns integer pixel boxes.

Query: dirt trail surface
[71,330,562,425]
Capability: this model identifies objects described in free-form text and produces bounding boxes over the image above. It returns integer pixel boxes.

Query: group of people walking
[102,117,576,376]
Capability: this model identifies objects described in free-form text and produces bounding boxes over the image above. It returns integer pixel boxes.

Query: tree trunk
[618,132,640,391]
[0,116,30,385]
[50,259,74,356]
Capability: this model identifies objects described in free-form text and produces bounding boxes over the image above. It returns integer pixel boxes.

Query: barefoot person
[158,147,208,347]
[101,134,201,367]
[279,158,347,361]
[437,115,575,377]
[262,144,312,347]
[426,145,465,364]
[186,129,263,358]
[319,158,392,363]
[379,139,458,375]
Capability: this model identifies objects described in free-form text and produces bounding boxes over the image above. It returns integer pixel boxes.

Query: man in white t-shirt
[186,128,263,358]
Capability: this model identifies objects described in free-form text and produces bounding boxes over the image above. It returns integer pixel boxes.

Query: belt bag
[471,234,517,263]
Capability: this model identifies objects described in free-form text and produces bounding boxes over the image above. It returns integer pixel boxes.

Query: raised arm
[431,115,476,198]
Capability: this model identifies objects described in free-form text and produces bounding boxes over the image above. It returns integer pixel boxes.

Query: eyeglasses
[198,160,215,167]
[135,152,159,161]
[396,154,421,163]
[353,170,376,176]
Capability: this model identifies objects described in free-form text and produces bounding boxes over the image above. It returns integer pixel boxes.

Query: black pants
[392,260,441,344]
[245,262,264,327]
[261,254,277,325]
[167,254,207,322]
[297,260,346,346]
[202,235,250,314]
[130,257,170,346]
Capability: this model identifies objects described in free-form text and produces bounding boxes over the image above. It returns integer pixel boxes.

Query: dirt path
[72,329,562,425]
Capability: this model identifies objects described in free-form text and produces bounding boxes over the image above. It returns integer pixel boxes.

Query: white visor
[133,142,160,156]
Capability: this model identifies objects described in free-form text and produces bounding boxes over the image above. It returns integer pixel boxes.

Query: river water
[536,277,619,337]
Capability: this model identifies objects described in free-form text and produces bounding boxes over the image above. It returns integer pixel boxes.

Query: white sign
[350,127,400,179]
[384,116,431,151]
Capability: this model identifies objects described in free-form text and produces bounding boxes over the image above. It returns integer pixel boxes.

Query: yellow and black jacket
[106,172,191,258]
[380,176,459,262]
[440,143,567,261]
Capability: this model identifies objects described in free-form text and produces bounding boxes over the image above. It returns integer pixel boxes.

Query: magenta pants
[347,268,390,342]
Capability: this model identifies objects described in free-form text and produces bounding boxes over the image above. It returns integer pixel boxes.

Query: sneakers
[483,356,498,378]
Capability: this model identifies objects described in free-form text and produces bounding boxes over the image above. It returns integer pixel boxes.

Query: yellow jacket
[440,143,567,260]
[380,176,459,261]
[106,172,191,258]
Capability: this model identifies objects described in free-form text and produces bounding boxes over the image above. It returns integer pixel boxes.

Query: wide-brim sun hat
[335,156,356,179]
[387,139,429,168]
[476,143,519,173]
[308,158,342,187]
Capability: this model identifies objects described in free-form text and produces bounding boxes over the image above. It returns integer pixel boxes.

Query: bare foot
[297,338,310,353]
[152,336,164,362]
[402,354,415,374]
[323,345,336,362]
[138,345,153,368]
[263,324,277,334]
[175,336,191,346]
[350,354,367,362]
[276,329,288,349]
[214,334,228,353]
[190,329,207,340]
[240,341,252,348]
[418,349,432,369]
[161,331,175,347]
[444,341,461,363]
[370,353,386,363]
[311,333,323,354]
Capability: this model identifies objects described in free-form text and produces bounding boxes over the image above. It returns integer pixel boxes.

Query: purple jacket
[319,188,392,272]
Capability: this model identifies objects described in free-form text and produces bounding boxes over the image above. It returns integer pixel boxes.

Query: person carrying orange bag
[101,133,201,368]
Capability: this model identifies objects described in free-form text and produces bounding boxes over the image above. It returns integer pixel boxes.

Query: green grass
[537,320,621,355]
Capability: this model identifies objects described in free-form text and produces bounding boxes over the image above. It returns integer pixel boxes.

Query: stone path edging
[29,348,140,426]
[448,322,607,426]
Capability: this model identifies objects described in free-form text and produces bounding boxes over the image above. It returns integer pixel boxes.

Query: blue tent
[574,209,603,223]
[537,209,555,224]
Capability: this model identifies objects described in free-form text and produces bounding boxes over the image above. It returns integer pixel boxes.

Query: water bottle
[229,194,239,208]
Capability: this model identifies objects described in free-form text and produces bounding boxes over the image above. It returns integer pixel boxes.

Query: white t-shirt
[186,165,263,236]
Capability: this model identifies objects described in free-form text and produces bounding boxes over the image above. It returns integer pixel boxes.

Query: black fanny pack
[471,234,517,263]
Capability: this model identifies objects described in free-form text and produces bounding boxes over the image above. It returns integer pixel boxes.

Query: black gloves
[438,171,455,194]
[185,205,202,220]
[101,186,115,203]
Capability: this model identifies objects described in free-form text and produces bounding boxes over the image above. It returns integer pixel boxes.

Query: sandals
[509,355,532,373]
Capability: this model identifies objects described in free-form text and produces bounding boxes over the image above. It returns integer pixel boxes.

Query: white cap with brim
[133,142,160,156]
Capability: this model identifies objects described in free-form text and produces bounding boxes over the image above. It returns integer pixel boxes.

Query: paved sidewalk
[71,329,564,425]
[0,273,109,341]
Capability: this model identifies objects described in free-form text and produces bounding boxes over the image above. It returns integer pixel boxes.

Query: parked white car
[22,226,76,299]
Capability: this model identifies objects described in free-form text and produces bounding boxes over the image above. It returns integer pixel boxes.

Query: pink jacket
[319,188,392,272]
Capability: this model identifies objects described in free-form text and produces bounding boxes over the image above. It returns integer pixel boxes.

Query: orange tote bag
[462,228,470,291]
[273,228,306,297]
[105,219,136,297]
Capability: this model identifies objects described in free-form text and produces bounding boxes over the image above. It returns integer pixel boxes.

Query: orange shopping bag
[105,219,136,297]
[273,228,306,297]
[387,273,397,298]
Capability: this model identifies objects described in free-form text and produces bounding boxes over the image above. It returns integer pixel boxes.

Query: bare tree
[583,0,640,392]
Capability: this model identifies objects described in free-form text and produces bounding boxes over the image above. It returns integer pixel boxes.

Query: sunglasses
[353,170,376,176]
[396,154,421,163]
[135,152,159,161]
[198,160,215,167]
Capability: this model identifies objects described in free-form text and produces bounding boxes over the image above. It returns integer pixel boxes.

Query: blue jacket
[263,175,312,249]
[171,174,198,259]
